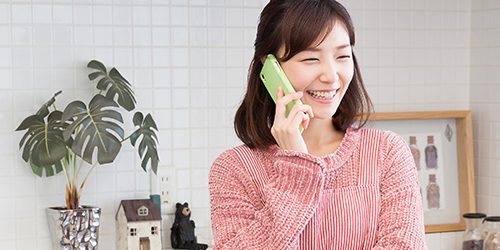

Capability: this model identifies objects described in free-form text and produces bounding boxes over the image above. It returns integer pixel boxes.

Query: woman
[209,0,426,249]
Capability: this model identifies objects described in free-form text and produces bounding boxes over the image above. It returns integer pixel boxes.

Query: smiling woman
[278,23,354,121]
[209,0,427,249]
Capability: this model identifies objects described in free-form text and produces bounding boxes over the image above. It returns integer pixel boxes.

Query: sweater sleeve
[209,148,325,250]
[373,134,427,250]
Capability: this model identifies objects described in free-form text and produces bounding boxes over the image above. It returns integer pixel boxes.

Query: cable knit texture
[209,128,427,250]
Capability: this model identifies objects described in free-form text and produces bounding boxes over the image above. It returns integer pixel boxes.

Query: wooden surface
[367,110,471,121]
[368,111,476,233]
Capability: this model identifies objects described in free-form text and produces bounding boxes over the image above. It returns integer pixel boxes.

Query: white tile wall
[0,0,486,249]
[471,0,500,223]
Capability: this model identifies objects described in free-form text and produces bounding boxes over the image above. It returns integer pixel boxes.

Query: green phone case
[260,54,304,133]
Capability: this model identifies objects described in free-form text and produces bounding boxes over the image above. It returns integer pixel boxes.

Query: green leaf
[16,110,69,172]
[21,111,68,165]
[129,112,160,174]
[30,159,42,177]
[16,90,62,131]
[96,78,111,91]
[36,90,62,118]
[107,68,136,111]
[29,157,64,177]
[62,95,124,165]
[87,60,107,74]
[87,60,136,111]
[16,115,42,132]
[133,112,143,127]
[17,115,45,162]
[88,72,104,81]
[144,114,158,131]
[33,111,68,166]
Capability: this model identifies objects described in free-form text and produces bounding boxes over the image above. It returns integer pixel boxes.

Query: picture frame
[366,111,476,233]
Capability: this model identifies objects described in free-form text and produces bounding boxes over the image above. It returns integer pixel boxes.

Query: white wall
[347,0,470,113]
[0,0,484,249]
[470,0,500,228]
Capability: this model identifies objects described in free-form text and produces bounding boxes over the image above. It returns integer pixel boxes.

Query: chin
[312,104,341,120]
[306,95,343,120]
[312,110,337,120]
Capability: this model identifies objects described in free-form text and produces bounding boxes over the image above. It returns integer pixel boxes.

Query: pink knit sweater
[209,128,427,249]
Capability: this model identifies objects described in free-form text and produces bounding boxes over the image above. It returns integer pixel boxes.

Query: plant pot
[46,206,101,250]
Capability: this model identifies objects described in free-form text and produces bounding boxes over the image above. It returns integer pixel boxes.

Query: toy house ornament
[171,202,208,250]
[116,198,162,250]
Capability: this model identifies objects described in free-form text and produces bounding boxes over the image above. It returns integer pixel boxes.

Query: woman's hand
[271,87,313,153]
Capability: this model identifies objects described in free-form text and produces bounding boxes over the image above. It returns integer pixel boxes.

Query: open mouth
[306,90,336,100]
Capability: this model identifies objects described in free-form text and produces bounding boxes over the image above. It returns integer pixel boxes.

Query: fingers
[274,87,286,117]
[271,87,310,152]
[289,105,311,130]
[275,87,303,117]
[272,109,309,135]
[289,102,313,120]
[276,87,304,106]
[274,86,313,123]
[274,102,312,130]
[276,86,284,98]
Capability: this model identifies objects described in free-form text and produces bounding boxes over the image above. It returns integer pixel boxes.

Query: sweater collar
[268,126,360,171]
[327,126,360,171]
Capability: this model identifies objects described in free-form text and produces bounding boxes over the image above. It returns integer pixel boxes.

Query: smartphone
[260,54,304,133]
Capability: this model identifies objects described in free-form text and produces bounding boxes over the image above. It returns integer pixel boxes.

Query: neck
[302,118,345,156]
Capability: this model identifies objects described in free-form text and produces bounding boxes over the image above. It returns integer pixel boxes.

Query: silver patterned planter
[46,206,101,250]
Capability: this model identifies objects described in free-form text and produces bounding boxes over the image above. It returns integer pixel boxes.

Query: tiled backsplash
[471,0,500,224]
[1,0,493,249]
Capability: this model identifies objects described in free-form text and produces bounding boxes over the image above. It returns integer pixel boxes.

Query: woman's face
[279,22,354,120]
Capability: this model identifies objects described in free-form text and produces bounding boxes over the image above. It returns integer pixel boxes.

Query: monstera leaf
[62,95,124,165]
[87,60,136,111]
[36,90,62,118]
[15,110,68,176]
[129,112,159,174]
[29,157,64,177]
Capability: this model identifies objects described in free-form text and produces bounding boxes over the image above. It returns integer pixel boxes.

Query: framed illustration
[366,111,476,233]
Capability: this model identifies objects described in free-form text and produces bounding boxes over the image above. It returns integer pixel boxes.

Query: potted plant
[15,60,159,249]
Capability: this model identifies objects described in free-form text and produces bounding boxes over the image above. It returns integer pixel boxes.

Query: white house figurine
[116,198,162,250]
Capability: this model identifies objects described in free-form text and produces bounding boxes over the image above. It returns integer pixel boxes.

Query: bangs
[278,1,355,61]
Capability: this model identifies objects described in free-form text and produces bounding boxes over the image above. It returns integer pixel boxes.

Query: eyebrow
[336,44,351,50]
[302,44,351,52]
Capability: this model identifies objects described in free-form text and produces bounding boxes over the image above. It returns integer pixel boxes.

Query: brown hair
[234,0,373,149]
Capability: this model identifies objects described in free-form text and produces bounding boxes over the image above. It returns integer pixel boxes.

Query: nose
[319,59,339,84]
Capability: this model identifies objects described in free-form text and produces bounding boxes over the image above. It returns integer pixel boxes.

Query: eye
[301,58,319,62]
[337,55,351,59]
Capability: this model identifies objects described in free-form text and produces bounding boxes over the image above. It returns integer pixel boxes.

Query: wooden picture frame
[366,111,476,233]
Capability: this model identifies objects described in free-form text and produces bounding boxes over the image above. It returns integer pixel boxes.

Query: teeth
[307,90,335,99]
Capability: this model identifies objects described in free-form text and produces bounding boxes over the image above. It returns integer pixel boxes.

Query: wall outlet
[151,167,176,214]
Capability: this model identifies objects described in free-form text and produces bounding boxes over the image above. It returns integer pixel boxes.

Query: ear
[183,202,188,207]
[176,203,181,208]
